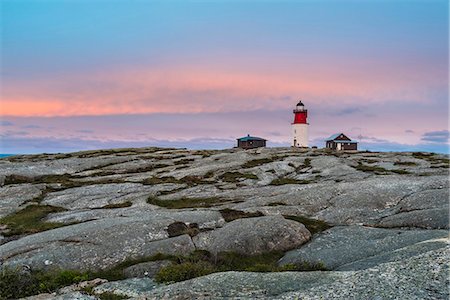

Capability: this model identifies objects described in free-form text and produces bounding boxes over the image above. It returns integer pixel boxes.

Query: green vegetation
[220,172,258,183]
[267,202,287,206]
[142,176,180,185]
[99,201,132,209]
[270,178,312,185]
[355,163,390,174]
[155,261,215,283]
[391,169,410,175]
[219,208,264,222]
[412,152,435,159]
[96,293,128,300]
[3,174,80,188]
[355,162,412,175]
[0,204,67,236]
[125,163,170,174]
[143,175,210,186]
[179,175,209,185]
[203,171,215,178]
[393,161,417,166]
[147,196,225,209]
[0,250,328,298]
[283,215,331,235]
[242,157,275,168]
[174,158,195,165]
[303,158,311,167]
[154,250,326,283]
[0,267,88,299]
[412,152,449,167]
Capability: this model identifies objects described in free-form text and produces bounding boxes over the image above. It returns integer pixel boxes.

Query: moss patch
[393,161,417,166]
[283,215,331,235]
[220,172,258,182]
[267,202,287,206]
[0,204,67,237]
[99,201,132,209]
[147,196,226,209]
[142,176,180,185]
[355,163,390,174]
[3,174,80,188]
[270,178,312,185]
[219,208,264,222]
[242,157,276,168]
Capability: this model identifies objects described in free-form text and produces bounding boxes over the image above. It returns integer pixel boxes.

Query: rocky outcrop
[138,248,449,299]
[0,147,448,299]
[0,210,224,270]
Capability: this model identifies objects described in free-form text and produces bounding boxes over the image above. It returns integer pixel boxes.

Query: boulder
[193,216,311,255]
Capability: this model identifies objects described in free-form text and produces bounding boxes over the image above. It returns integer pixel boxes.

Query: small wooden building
[325,133,358,151]
[237,134,266,149]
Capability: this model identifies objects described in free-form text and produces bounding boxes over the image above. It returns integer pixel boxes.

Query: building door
[337,143,341,151]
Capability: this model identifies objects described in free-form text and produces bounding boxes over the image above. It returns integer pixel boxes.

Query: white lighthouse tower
[292,100,309,147]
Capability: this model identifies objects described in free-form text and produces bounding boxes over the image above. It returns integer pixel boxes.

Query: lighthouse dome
[296,101,304,107]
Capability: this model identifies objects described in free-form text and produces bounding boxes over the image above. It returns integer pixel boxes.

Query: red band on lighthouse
[293,110,308,124]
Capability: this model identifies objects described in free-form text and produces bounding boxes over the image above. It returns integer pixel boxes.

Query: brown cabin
[237,134,266,149]
[325,133,358,151]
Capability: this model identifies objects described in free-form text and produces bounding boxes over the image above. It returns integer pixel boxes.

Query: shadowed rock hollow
[0,147,448,299]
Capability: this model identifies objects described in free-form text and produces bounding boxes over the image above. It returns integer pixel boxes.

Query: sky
[1,0,449,154]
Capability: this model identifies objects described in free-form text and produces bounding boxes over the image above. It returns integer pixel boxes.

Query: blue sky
[1,0,448,154]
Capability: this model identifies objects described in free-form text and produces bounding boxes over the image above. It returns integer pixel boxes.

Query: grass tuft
[147,196,225,209]
[393,161,417,166]
[0,204,67,236]
[99,201,132,209]
[142,176,180,185]
[267,202,287,206]
[242,158,275,168]
[219,208,264,222]
[220,172,258,182]
[355,163,390,174]
[270,178,312,185]
[0,267,88,299]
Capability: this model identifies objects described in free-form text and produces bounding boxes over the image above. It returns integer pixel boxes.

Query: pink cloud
[2,58,446,117]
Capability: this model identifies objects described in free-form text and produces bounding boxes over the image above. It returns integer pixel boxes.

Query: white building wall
[292,123,308,147]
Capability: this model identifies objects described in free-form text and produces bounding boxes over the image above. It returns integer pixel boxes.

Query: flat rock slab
[193,215,311,255]
[142,248,449,300]
[0,210,224,270]
[42,183,158,210]
[0,183,46,218]
[93,278,158,298]
[279,225,448,270]
[277,247,449,300]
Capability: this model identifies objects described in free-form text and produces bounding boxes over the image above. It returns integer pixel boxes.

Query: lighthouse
[292,100,309,147]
